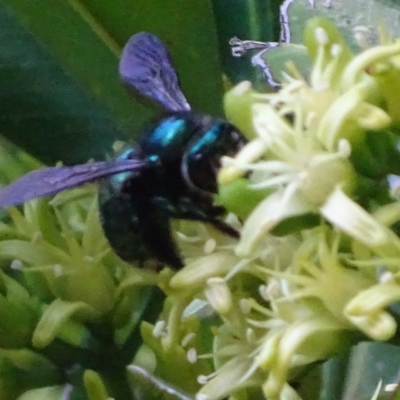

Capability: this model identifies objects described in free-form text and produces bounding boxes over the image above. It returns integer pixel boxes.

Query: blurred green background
[0,0,277,165]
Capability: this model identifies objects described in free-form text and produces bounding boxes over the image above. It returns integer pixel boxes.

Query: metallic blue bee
[0,33,247,270]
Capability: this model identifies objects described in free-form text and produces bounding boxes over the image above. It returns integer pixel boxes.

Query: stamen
[246,328,256,343]
[337,139,351,158]
[330,44,342,57]
[315,27,329,45]
[53,264,63,277]
[10,259,23,270]
[181,332,196,348]
[204,238,217,254]
[152,320,166,338]
[187,348,198,364]
[240,298,251,314]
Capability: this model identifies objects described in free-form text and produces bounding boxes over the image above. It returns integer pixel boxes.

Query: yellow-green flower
[188,17,400,400]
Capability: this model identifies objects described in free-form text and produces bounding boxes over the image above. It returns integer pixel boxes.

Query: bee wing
[119,32,191,112]
[0,159,151,207]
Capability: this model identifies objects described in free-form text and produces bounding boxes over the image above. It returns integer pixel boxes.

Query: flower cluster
[0,178,165,398]
[147,17,400,400]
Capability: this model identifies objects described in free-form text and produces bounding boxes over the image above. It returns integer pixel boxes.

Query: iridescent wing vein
[119,32,191,112]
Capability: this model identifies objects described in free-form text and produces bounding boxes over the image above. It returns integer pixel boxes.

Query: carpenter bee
[0,32,247,270]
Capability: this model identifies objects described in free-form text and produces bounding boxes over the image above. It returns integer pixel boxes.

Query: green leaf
[239,0,400,89]
[0,1,224,164]
[0,3,127,164]
[212,0,281,88]
[341,342,400,400]
[272,0,400,49]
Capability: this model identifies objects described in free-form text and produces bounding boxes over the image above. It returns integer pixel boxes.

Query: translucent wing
[0,159,151,207]
[119,32,191,112]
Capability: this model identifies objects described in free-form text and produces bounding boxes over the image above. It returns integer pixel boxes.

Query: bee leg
[153,197,239,238]
[207,218,239,238]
